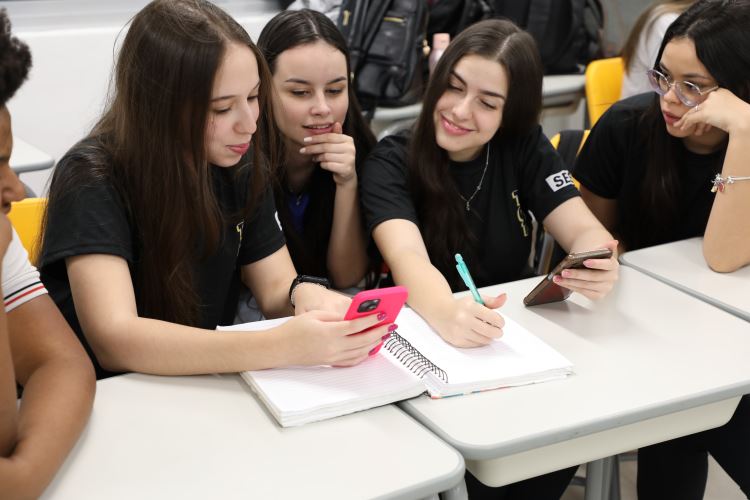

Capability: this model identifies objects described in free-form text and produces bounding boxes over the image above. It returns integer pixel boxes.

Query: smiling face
[205,42,260,167]
[657,37,726,152]
[271,41,349,151]
[433,55,507,162]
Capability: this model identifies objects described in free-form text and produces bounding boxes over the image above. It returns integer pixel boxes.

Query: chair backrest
[7,197,46,265]
[584,57,624,126]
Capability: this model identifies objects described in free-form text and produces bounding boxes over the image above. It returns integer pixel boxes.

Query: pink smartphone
[344,286,408,355]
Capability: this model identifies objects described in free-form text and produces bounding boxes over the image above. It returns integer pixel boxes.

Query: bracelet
[288,275,331,308]
[711,173,750,193]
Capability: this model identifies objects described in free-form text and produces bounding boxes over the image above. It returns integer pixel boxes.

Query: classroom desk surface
[43,373,465,500]
[620,237,750,322]
[398,267,750,489]
[10,136,55,173]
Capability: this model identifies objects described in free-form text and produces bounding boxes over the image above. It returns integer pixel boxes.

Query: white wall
[8,9,279,196]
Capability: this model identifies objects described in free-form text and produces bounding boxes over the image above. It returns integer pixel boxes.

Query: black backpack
[492,0,604,74]
[337,0,429,113]
[427,0,494,40]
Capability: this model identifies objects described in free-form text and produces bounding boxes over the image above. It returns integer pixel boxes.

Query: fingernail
[387,323,398,332]
[377,312,386,321]
[303,136,312,142]
[369,342,383,356]
[299,147,306,153]
[553,275,562,283]
[561,270,570,278]
[382,333,392,341]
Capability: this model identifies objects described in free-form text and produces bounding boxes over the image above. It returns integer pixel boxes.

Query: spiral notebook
[220,308,573,427]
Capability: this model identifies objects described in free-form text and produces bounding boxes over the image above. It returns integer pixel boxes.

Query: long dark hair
[43,0,276,326]
[409,18,543,288]
[621,0,750,249]
[257,9,376,280]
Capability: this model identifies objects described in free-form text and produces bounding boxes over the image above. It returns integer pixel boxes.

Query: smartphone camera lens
[357,299,380,313]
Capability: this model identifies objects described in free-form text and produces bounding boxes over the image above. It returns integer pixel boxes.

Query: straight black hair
[621,0,750,249]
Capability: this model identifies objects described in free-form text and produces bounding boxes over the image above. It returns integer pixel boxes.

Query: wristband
[288,275,331,308]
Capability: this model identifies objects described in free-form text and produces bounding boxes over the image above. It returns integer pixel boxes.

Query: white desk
[398,267,750,494]
[43,374,465,500]
[10,136,54,173]
[621,237,750,322]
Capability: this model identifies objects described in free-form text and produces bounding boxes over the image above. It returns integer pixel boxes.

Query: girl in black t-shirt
[360,19,618,499]
[257,10,376,288]
[39,0,390,380]
[576,1,750,498]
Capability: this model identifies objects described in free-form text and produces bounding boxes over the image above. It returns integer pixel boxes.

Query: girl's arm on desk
[66,251,388,374]
[373,218,506,348]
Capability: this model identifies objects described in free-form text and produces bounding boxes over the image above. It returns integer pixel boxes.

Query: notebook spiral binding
[384,332,448,383]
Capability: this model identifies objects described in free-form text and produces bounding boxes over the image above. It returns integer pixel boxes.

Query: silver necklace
[459,144,490,212]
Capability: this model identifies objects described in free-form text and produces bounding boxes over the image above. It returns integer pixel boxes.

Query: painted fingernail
[388,323,398,332]
[299,147,306,153]
[377,312,387,321]
[553,275,562,283]
[303,136,312,142]
[382,333,392,341]
[561,270,571,278]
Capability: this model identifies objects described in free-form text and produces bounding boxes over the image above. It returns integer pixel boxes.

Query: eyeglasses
[646,68,718,107]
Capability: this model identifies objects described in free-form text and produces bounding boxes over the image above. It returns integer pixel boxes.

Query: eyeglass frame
[646,68,719,107]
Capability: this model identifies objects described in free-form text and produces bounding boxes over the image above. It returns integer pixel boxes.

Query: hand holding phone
[344,286,408,355]
[524,248,614,306]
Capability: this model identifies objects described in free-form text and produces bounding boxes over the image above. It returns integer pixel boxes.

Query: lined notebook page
[394,309,573,386]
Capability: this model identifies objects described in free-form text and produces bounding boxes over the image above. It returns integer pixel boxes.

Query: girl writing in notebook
[359,18,618,499]
[38,0,390,380]
[257,9,376,289]
[574,0,750,497]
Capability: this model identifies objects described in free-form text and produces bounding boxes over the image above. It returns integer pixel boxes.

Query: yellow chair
[584,57,624,126]
[7,197,46,265]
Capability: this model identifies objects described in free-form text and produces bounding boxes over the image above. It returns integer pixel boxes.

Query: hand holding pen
[431,254,507,348]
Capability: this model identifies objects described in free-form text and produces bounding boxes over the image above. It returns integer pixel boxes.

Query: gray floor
[561,457,745,500]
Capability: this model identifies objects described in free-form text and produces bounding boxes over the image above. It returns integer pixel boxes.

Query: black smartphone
[523,248,613,306]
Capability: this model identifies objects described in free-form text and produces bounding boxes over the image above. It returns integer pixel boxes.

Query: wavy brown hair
[43,0,277,325]
[409,18,543,288]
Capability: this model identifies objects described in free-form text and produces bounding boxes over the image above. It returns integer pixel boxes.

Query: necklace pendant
[465,200,471,212]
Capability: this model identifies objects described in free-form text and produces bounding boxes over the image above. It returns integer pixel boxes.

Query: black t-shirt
[40,141,286,379]
[360,126,580,291]
[573,93,724,250]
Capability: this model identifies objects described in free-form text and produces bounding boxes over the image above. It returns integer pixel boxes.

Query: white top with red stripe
[3,227,47,313]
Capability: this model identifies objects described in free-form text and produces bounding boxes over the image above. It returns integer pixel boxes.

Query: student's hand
[281,310,393,366]
[676,89,750,136]
[300,122,357,187]
[434,293,507,348]
[293,284,350,316]
[553,240,619,300]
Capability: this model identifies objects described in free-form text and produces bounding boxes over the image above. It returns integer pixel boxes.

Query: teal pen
[455,253,484,305]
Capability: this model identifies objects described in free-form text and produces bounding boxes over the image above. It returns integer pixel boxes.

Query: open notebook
[220,308,573,427]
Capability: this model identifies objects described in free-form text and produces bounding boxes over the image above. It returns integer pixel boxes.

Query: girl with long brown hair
[38,0,389,380]
[360,18,618,499]
[257,9,376,289]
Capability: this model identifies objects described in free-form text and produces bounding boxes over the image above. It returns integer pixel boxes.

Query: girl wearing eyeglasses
[575,1,750,498]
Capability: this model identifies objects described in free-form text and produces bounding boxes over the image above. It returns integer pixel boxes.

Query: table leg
[585,457,616,500]
[439,478,468,500]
